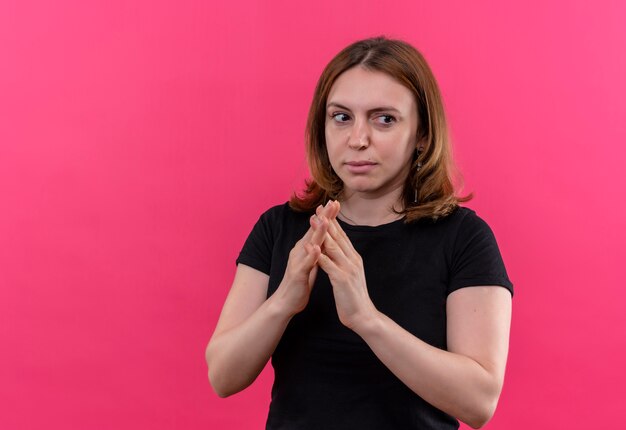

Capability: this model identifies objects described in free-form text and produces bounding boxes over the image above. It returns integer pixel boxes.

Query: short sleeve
[235,210,275,275]
[447,210,514,296]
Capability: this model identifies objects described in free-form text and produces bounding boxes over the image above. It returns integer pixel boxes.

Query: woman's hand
[275,201,340,316]
[312,202,378,330]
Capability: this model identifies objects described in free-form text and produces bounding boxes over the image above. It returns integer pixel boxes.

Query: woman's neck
[338,188,405,226]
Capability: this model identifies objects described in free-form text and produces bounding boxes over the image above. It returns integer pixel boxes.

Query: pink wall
[1,1,625,428]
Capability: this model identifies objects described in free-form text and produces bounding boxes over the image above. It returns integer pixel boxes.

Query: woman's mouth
[345,161,377,173]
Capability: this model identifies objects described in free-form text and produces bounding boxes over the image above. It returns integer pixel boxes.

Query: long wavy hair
[289,36,471,222]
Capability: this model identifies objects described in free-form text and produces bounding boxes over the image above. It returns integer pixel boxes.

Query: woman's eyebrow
[326,101,401,114]
[326,102,351,111]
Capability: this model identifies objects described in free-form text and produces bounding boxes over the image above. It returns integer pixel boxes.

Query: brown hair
[289,36,471,222]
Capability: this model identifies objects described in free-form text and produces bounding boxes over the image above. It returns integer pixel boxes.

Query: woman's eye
[332,113,351,123]
[376,115,396,125]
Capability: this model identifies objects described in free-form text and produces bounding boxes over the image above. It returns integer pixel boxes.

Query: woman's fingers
[320,201,356,254]
[316,200,339,220]
[328,217,358,258]
[308,261,319,288]
[299,205,325,243]
[299,201,337,245]
[309,200,342,246]
[302,200,356,269]
[318,201,337,220]
[302,242,321,267]
[321,231,351,266]
[309,214,329,247]
[310,200,357,261]
[315,246,340,276]
[331,200,341,219]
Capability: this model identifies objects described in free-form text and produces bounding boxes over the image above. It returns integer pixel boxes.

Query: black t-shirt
[236,203,513,430]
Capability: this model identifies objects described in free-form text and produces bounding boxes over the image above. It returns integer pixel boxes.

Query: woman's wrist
[345,305,384,336]
[269,281,305,319]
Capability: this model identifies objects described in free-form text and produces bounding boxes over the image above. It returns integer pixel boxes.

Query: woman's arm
[206,264,286,398]
[350,287,511,429]
[206,203,339,397]
[315,208,512,428]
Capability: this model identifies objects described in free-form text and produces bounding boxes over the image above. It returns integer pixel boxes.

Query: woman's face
[325,67,419,200]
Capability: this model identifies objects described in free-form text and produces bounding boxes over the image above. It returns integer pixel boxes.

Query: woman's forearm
[207,209,336,398]
[353,311,504,429]
[206,292,294,398]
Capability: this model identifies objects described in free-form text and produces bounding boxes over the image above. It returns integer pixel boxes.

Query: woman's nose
[348,118,369,149]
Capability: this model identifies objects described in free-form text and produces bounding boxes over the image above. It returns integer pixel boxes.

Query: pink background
[1,1,625,428]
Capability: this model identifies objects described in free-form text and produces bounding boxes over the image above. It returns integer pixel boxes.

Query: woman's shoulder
[437,205,489,228]
[438,206,503,258]
[237,203,311,268]
[448,205,478,219]
[258,201,312,223]
[251,202,312,240]
[415,205,479,228]
[417,206,495,243]
[452,206,495,232]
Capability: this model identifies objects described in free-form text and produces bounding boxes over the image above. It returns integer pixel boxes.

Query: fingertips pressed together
[309,214,327,238]
[307,200,355,263]
[311,201,339,235]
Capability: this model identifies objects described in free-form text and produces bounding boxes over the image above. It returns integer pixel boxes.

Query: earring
[414,146,424,203]
[416,146,424,168]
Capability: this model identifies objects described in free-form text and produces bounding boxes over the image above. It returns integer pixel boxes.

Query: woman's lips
[345,161,377,173]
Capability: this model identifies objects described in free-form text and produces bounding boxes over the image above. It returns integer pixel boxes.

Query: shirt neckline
[336,216,406,233]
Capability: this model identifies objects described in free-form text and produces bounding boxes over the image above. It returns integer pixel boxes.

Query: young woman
[206,37,513,430]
